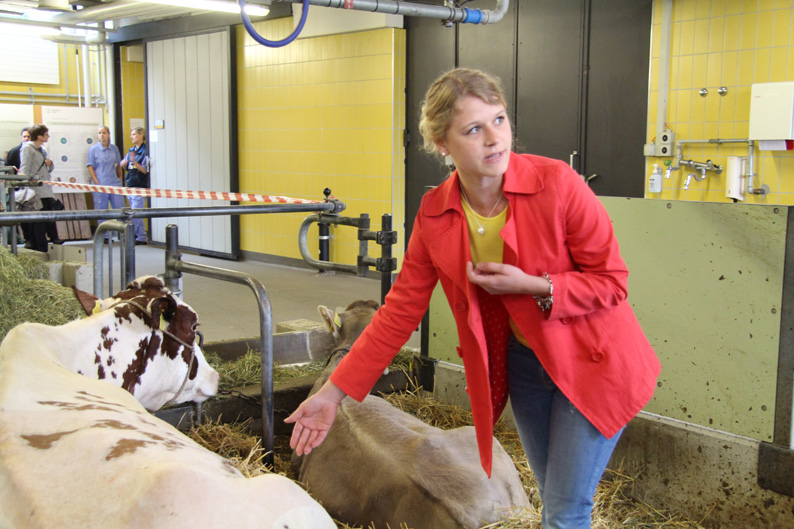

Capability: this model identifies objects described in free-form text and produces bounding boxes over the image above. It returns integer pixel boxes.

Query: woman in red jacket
[287,68,660,528]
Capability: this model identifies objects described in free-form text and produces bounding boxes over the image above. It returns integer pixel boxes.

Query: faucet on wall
[680,159,723,190]
[665,138,767,196]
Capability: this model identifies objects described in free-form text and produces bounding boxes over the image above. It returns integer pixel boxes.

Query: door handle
[569,150,578,169]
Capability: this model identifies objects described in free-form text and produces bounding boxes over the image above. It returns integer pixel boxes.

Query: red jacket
[331,153,661,476]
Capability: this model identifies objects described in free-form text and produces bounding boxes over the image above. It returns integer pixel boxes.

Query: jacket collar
[423,153,544,217]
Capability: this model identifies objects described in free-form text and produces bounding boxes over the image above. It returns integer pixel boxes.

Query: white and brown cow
[292,300,530,529]
[0,276,336,529]
[58,275,218,411]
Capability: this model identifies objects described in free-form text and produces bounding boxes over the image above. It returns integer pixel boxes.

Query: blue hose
[238,0,310,48]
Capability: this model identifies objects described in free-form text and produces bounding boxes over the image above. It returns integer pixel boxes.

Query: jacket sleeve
[330,208,440,401]
[547,169,629,320]
[19,144,33,177]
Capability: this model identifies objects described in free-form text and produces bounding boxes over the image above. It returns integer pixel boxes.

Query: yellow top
[461,198,531,348]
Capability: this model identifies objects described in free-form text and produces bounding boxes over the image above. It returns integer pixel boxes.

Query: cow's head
[73,276,219,411]
[314,300,379,389]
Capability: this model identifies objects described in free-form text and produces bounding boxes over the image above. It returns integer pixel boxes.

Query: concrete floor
[74,240,420,348]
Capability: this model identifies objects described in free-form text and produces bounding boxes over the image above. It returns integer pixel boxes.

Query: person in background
[4,127,32,244]
[19,124,60,252]
[120,127,149,245]
[87,125,124,242]
[5,127,30,173]
[286,68,661,529]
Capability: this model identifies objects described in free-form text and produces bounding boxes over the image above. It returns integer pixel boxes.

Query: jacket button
[591,351,605,362]
[454,302,467,312]
[561,317,573,325]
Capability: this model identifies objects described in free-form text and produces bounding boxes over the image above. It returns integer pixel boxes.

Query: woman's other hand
[467,261,550,296]
[285,380,347,455]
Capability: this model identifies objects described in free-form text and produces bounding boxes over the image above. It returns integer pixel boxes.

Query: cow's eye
[192,323,200,332]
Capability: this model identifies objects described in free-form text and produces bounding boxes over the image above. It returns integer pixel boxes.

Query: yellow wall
[119,45,146,152]
[647,0,794,204]
[236,21,406,267]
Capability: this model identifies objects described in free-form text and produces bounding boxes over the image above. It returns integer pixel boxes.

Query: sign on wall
[41,106,104,188]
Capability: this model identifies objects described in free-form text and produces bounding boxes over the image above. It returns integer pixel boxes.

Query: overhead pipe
[0,14,112,33]
[277,0,509,24]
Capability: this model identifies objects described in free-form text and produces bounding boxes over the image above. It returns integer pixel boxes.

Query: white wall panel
[146,30,232,256]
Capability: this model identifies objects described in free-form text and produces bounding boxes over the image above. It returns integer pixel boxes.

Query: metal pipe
[654,0,673,152]
[0,14,113,33]
[283,0,509,24]
[82,44,91,108]
[93,219,132,297]
[298,214,359,275]
[75,50,82,108]
[165,224,274,469]
[379,213,394,304]
[63,44,71,106]
[673,138,767,196]
[0,202,338,226]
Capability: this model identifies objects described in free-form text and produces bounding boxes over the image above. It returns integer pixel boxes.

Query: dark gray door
[515,0,584,165]
[584,0,652,197]
[405,0,653,230]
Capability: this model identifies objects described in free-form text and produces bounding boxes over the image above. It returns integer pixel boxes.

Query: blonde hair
[418,68,507,155]
[131,127,145,138]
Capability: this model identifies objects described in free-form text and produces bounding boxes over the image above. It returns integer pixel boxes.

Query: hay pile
[190,386,706,529]
[206,346,420,390]
[0,246,84,343]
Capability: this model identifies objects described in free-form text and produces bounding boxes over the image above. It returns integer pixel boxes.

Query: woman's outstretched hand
[285,380,347,455]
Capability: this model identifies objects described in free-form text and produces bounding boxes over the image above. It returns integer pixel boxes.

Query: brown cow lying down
[0,277,336,529]
[291,300,530,529]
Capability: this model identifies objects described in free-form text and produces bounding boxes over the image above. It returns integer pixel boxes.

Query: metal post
[122,222,135,287]
[164,224,182,297]
[319,187,331,265]
[8,185,18,254]
[164,223,274,469]
[380,213,393,303]
[318,222,330,263]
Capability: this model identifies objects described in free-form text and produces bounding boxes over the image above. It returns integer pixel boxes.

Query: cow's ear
[318,305,340,339]
[72,286,100,316]
[149,296,177,328]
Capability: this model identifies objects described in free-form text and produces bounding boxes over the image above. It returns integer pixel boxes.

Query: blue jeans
[93,191,126,236]
[127,194,147,241]
[507,336,623,529]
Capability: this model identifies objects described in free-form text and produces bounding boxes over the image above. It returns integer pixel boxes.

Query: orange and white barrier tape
[44,181,323,205]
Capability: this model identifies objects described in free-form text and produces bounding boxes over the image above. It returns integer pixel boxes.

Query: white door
[146,30,234,256]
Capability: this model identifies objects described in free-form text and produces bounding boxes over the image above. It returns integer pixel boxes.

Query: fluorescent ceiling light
[137,0,269,16]
[0,21,60,37]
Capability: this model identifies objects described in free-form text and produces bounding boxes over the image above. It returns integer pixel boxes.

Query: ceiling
[0,0,264,30]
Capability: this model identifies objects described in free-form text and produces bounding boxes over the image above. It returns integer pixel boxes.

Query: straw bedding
[191,353,707,529]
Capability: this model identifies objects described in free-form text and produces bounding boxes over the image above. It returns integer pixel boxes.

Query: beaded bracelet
[533,273,553,311]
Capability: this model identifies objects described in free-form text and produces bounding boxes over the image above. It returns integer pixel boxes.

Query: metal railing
[299,212,397,304]
[162,224,276,469]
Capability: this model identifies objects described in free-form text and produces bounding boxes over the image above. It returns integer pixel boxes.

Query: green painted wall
[428,198,785,442]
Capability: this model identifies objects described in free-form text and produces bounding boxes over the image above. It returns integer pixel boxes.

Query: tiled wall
[647,0,794,204]
[119,45,146,152]
[236,21,406,267]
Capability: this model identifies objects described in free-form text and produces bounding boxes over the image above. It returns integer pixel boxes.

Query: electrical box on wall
[643,129,675,157]
[749,81,794,140]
